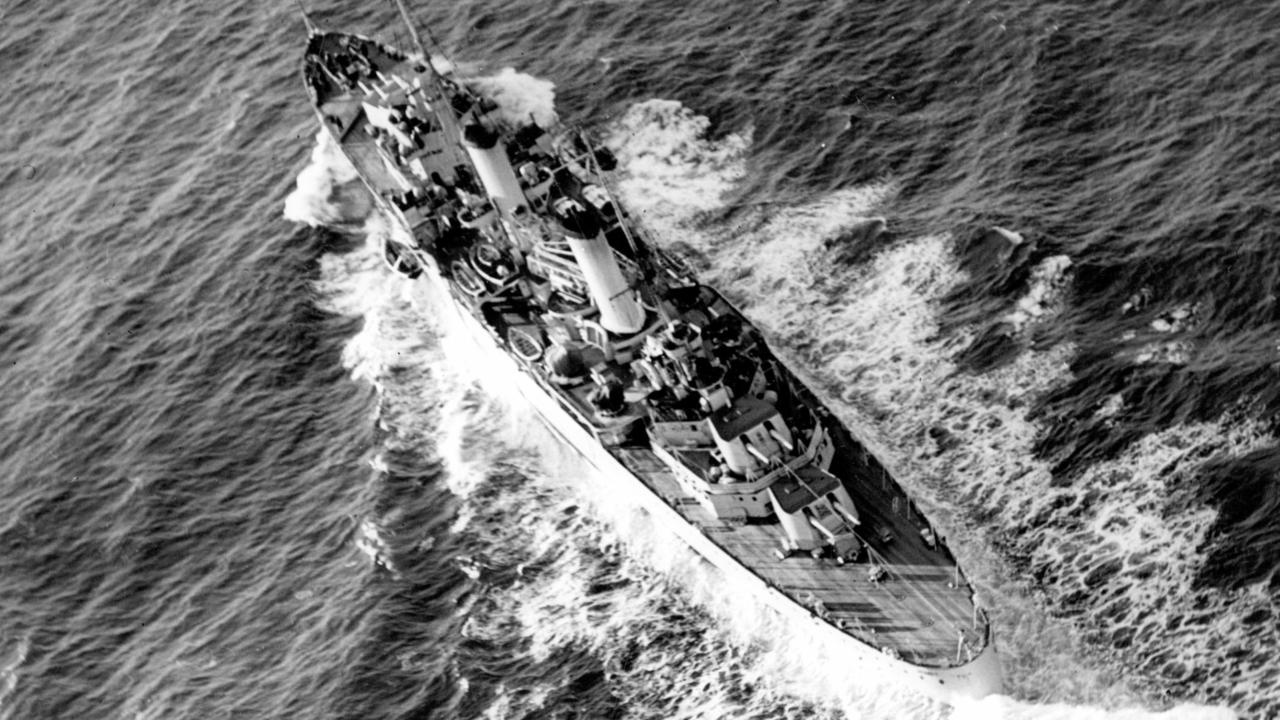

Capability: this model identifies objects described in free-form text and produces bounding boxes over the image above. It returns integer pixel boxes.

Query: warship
[299,3,1002,702]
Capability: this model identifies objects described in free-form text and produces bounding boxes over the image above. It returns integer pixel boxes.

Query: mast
[387,0,469,156]
[391,0,431,61]
[578,130,671,319]
[296,1,318,35]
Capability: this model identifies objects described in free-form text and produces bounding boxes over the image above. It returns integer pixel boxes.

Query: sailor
[518,162,540,185]
[867,563,886,585]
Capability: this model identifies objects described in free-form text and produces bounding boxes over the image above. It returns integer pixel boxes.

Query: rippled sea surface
[3,0,1278,718]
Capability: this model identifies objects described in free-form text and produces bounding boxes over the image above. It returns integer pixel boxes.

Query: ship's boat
[383,235,425,279]
[298,4,1002,703]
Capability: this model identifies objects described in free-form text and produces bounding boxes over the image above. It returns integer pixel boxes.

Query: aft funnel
[552,198,645,335]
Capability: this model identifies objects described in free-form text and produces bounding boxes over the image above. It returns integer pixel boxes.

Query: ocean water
[3,0,1277,718]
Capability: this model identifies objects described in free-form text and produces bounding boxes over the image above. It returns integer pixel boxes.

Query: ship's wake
[293,131,943,716]
[343,239,944,718]
[605,98,1254,718]
[285,76,1263,715]
[283,129,372,228]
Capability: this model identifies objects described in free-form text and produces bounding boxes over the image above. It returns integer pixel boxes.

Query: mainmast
[390,0,431,62]
[296,1,318,35]
[387,0,469,158]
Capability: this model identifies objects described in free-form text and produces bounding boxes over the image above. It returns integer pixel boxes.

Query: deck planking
[614,447,985,667]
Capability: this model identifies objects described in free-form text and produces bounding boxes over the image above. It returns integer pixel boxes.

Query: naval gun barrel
[832,503,860,528]
[807,515,837,541]
[743,440,772,466]
[768,428,794,453]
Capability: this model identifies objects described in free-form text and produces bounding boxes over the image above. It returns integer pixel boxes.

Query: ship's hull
[300,35,1001,700]
[409,257,1003,705]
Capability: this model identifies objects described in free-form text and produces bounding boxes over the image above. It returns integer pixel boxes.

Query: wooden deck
[613,446,987,667]
[342,119,412,194]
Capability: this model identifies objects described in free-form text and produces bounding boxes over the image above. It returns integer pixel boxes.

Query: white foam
[460,438,939,719]
[1117,302,1201,366]
[604,97,1258,714]
[953,696,1236,720]
[1001,417,1274,701]
[0,634,29,710]
[606,99,751,213]
[1151,303,1199,334]
[465,67,559,128]
[283,130,362,226]
[1004,254,1073,333]
[355,517,394,571]
[432,383,530,499]
[1095,393,1125,422]
[429,54,455,76]
[309,213,433,391]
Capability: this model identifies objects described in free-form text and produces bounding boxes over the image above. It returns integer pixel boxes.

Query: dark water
[3,0,1277,718]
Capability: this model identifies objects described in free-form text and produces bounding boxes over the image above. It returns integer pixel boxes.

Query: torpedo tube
[462,122,527,215]
[551,197,646,335]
